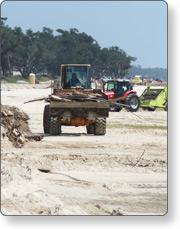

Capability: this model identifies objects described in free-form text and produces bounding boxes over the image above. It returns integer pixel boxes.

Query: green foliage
[2,75,28,83]
[39,76,50,82]
[98,46,136,76]
[1,19,136,79]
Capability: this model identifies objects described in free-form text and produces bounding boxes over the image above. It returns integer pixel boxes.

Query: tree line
[129,65,167,82]
[1,18,136,78]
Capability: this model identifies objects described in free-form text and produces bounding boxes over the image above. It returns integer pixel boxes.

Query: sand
[1,84,167,215]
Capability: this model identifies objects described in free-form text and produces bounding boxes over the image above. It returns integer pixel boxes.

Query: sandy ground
[1,84,167,215]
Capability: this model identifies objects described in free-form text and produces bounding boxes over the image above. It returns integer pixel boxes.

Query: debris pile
[50,90,106,102]
[110,208,126,216]
[1,105,31,148]
[24,89,108,104]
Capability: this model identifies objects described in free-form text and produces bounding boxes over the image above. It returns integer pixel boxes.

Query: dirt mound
[1,105,32,148]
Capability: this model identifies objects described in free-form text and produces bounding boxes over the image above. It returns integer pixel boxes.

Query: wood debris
[1,104,42,148]
[50,90,107,102]
[24,134,44,141]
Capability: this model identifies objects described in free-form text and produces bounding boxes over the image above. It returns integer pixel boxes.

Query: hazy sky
[1,0,167,68]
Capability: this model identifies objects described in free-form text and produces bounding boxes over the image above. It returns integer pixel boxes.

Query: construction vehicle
[43,64,110,135]
[140,85,168,111]
[102,79,140,112]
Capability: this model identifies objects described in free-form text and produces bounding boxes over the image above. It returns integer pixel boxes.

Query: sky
[1,0,167,68]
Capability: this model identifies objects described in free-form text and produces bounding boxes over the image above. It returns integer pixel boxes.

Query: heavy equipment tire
[50,116,61,135]
[86,123,94,134]
[43,105,50,133]
[94,118,106,135]
[164,102,168,111]
[125,94,140,112]
[110,103,116,112]
[116,106,122,112]
[110,103,122,112]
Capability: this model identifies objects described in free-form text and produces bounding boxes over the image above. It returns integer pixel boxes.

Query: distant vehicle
[140,85,167,111]
[101,76,112,80]
[102,79,140,112]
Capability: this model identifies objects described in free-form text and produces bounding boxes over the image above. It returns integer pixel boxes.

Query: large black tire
[50,116,61,135]
[86,123,94,134]
[164,102,168,111]
[110,103,116,112]
[125,94,140,112]
[110,103,122,112]
[43,105,50,133]
[116,106,123,112]
[94,118,106,135]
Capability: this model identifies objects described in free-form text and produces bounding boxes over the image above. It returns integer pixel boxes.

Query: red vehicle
[102,79,140,112]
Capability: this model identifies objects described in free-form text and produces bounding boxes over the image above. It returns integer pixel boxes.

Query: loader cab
[61,64,91,89]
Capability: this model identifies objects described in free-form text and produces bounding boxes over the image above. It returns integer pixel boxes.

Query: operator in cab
[69,73,81,87]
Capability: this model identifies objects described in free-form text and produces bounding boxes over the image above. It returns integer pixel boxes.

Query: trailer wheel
[43,105,50,133]
[86,123,94,134]
[50,116,61,135]
[125,94,140,112]
[94,118,106,135]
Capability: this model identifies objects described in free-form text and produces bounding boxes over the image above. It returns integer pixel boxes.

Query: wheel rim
[130,98,138,109]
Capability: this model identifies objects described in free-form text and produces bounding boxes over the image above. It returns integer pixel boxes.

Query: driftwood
[24,92,104,104]
[24,97,47,104]
[1,110,14,117]
[24,91,132,105]
[132,150,146,168]
[51,93,106,102]
[19,135,26,144]
[24,134,44,141]
[73,90,102,98]
[51,95,71,102]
